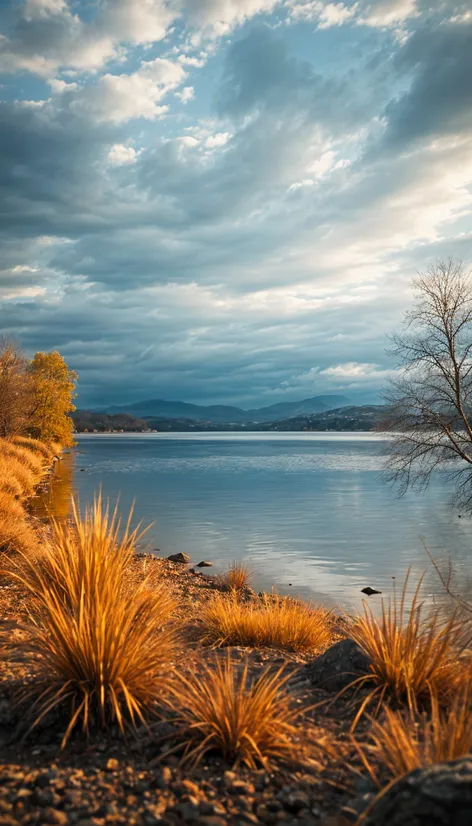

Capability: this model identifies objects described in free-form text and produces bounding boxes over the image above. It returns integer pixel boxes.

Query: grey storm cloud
[382,20,472,150]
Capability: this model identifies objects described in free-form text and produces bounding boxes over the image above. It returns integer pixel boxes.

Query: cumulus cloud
[65,58,186,123]
[107,144,139,165]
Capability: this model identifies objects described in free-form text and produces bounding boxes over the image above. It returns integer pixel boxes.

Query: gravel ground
[0,555,375,826]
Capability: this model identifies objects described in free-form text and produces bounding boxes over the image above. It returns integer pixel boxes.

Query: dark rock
[363,757,472,826]
[308,638,371,692]
[361,587,382,596]
[167,552,191,564]
[197,561,213,567]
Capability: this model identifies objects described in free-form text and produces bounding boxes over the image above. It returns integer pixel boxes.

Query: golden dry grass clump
[355,681,472,786]
[0,491,38,555]
[11,435,55,461]
[0,452,38,498]
[0,436,53,554]
[348,572,463,720]
[168,653,305,768]
[0,439,46,477]
[5,494,179,744]
[224,562,252,592]
[201,591,333,653]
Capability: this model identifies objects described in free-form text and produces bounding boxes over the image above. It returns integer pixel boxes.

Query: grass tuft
[200,591,333,653]
[0,453,38,498]
[11,435,55,461]
[5,493,178,744]
[224,562,252,592]
[348,571,462,723]
[168,652,305,768]
[0,491,37,554]
[354,680,472,786]
[0,440,45,476]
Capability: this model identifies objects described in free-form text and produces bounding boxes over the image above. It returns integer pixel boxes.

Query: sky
[0,0,471,410]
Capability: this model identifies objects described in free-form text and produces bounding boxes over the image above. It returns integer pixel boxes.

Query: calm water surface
[42,432,472,612]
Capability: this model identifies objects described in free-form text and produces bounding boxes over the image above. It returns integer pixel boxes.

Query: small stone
[105,758,119,772]
[278,790,310,813]
[44,809,69,826]
[167,553,190,564]
[197,819,228,826]
[222,771,237,787]
[227,781,255,796]
[35,773,51,788]
[198,802,226,817]
[197,561,212,568]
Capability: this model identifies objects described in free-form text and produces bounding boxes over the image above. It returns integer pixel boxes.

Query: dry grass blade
[167,652,305,769]
[348,570,462,722]
[224,562,252,592]
[201,592,333,653]
[353,679,472,787]
[5,493,179,744]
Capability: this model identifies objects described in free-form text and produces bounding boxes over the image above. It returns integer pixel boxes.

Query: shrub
[354,682,472,786]
[200,592,333,653]
[168,652,305,768]
[349,571,462,721]
[5,494,178,745]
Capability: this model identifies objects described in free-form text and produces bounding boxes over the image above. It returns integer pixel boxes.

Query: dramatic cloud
[0,0,471,407]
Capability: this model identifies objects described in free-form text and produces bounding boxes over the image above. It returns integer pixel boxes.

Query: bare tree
[381,259,472,509]
[0,337,31,438]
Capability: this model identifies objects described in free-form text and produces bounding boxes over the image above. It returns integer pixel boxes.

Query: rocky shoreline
[1,552,470,826]
[0,553,378,826]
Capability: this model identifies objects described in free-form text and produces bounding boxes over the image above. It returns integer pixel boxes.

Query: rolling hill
[101,394,351,423]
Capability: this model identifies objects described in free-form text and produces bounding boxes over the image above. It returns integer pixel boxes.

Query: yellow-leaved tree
[0,338,31,438]
[29,351,78,447]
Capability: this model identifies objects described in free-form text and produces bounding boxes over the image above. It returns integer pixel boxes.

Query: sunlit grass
[0,452,38,498]
[0,490,37,555]
[348,571,463,723]
[168,652,305,769]
[200,591,334,653]
[11,435,55,461]
[6,493,179,745]
[0,440,45,477]
[354,680,472,786]
[224,562,252,592]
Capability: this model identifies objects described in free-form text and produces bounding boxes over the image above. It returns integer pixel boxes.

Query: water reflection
[68,433,472,613]
[31,451,75,521]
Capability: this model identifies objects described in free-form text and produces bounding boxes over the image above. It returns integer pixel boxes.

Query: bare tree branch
[380,259,472,509]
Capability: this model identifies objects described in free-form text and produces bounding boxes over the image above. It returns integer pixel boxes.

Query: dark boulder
[197,561,213,568]
[363,757,472,826]
[308,638,371,692]
[167,552,191,564]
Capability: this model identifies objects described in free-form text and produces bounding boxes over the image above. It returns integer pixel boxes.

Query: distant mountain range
[100,394,351,423]
[72,404,387,433]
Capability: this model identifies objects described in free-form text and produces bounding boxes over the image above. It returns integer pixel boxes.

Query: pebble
[44,808,69,825]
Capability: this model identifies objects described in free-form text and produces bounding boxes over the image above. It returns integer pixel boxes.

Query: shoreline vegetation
[1,339,472,825]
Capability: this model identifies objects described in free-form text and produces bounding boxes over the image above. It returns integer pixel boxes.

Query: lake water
[42,432,472,613]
